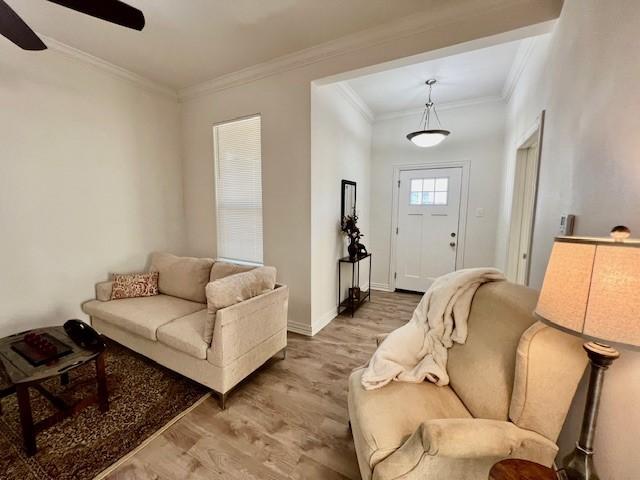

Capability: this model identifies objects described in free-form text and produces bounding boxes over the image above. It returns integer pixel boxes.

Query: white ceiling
[6,0,448,90]
[346,39,525,116]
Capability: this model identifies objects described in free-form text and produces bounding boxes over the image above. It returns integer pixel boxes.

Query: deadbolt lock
[450,232,456,237]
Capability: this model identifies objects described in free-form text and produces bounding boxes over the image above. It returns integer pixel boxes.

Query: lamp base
[562,443,598,480]
[561,342,619,480]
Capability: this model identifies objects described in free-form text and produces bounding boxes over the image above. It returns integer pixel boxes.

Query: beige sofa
[82,253,289,408]
[348,281,587,480]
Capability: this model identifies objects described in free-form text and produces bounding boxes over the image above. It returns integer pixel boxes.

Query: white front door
[395,167,463,292]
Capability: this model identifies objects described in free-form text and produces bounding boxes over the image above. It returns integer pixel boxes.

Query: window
[410,177,448,205]
[213,115,263,264]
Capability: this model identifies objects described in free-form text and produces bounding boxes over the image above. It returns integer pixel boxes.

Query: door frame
[505,110,545,285]
[389,160,471,291]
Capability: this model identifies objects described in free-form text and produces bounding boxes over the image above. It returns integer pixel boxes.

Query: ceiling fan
[0,0,145,51]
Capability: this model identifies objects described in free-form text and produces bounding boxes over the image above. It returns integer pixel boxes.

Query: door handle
[449,242,456,247]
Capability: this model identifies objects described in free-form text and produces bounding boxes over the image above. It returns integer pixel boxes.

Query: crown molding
[177,2,514,102]
[35,4,552,105]
[375,95,504,122]
[502,35,539,102]
[336,82,374,123]
[40,34,178,99]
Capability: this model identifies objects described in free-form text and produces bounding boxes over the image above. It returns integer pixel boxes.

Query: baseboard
[287,320,313,336]
[370,282,393,292]
[311,309,337,336]
[287,308,338,337]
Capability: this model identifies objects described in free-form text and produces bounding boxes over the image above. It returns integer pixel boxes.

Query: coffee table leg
[95,353,109,413]
[16,384,36,456]
[60,372,69,386]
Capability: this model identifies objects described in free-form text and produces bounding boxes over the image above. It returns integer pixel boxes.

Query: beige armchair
[348,281,588,480]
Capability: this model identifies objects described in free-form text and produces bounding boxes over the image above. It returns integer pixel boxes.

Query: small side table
[338,253,372,317]
[489,459,557,480]
[0,326,108,456]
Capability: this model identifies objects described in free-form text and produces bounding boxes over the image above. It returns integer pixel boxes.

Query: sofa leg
[215,391,228,410]
[348,421,352,433]
[279,347,287,360]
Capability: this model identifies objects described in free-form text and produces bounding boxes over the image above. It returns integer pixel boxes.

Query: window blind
[213,115,263,264]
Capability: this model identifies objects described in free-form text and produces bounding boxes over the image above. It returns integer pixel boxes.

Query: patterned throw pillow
[110,272,159,300]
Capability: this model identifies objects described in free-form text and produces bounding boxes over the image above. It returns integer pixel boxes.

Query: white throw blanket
[361,268,505,390]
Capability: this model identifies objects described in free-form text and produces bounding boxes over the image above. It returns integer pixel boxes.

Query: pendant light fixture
[406,79,450,147]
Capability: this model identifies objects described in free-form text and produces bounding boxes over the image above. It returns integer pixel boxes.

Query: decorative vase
[348,239,358,259]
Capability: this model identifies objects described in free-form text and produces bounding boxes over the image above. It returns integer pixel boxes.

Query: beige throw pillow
[110,272,159,300]
[204,266,277,344]
[150,252,214,303]
[210,261,255,282]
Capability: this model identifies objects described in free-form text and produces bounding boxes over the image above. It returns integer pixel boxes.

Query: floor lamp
[534,228,640,480]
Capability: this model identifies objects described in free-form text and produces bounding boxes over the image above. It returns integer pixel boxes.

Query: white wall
[310,83,372,334]
[370,101,506,289]
[179,1,562,334]
[496,1,640,477]
[0,44,185,337]
[495,34,552,274]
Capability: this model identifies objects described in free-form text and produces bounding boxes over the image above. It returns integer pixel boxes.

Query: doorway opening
[309,26,553,329]
[505,111,545,285]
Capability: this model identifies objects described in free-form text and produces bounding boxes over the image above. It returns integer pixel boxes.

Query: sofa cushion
[348,367,471,472]
[157,310,209,359]
[209,261,255,282]
[96,281,114,302]
[204,266,277,343]
[150,252,214,303]
[447,281,538,421]
[83,295,205,341]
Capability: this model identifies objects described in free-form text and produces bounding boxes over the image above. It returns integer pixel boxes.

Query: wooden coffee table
[0,326,108,456]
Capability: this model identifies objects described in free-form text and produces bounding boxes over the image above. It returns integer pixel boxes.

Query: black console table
[338,253,372,317]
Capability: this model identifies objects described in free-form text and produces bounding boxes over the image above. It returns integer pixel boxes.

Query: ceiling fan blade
[0,0,47,50]
[47,0,145,31]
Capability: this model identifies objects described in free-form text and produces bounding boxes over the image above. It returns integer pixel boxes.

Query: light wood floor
[105,290,421,480]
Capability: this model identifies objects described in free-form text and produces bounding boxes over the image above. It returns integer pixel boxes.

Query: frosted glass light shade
[535,237,640,348]
[406,129,450,147]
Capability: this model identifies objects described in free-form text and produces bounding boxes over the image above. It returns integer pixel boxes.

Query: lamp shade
[535,236,640,348]
[406,129,450,147]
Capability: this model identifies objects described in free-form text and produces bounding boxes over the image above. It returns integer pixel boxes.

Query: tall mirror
[341,180,357,219]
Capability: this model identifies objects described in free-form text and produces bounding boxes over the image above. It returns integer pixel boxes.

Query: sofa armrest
[373,419,557,480]
[420,418,557,459]
[95,281,114,302]
[208,285,288,367]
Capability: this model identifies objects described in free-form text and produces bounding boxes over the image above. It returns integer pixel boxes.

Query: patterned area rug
[0,340,208,480]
